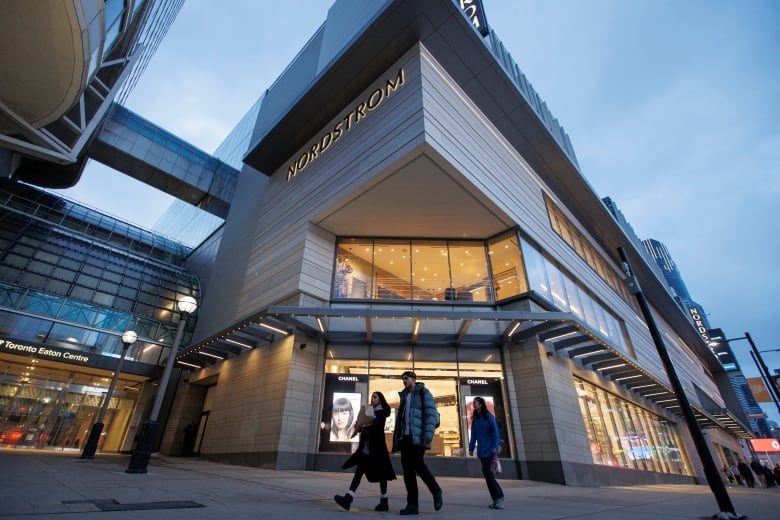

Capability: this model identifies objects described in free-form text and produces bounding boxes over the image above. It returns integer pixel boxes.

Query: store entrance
[0,355,142,452]
[319,345,510,459]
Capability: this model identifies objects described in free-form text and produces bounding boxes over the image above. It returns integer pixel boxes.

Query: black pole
[748,351,780,415]
[745,332,780,414]
[126,314,187,473]
[80,338,133,459]
[617,247,737,517]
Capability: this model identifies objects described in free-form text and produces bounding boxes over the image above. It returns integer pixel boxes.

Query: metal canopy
[176,305,752,438]
[540,326,753,439]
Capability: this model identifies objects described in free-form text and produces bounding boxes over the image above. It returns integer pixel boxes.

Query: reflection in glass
[488,233,527,299]
[575,379,690,475]
[411,242,449,301]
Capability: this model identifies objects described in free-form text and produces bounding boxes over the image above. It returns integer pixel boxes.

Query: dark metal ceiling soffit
[176,307,574,368]
[176,306,751,438]
[540,328,753,439]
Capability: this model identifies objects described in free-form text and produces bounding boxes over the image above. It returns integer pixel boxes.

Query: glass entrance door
[0,357,139,452]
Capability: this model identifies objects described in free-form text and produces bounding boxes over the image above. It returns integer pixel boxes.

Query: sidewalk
[0,449,777,519]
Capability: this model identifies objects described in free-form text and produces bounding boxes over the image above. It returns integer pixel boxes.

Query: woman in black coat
[334,391,397,511]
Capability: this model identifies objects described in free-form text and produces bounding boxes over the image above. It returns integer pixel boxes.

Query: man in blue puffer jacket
[392,370,443,515]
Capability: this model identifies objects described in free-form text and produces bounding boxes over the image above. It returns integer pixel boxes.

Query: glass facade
[334,239,494,302]
[0,357,140,451]
[0,181,199,367]
[545,195,632,305]
[333,234,630,354]
[320,344,508,459]
[575,378,691,475]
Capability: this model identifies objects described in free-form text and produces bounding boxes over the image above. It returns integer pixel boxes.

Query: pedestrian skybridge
[89,104,240,219]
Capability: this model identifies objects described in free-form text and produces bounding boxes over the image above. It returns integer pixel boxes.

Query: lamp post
[708,333,780,415]
[617,247,740,518]
[80,330,137,459]
[126,296,196,473]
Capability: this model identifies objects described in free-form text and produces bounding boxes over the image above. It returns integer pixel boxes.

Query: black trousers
[480,456,504,500]
[348,467,388,494]
[400,437,440,508]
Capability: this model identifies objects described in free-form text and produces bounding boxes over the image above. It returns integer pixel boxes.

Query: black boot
[374,497,389,511]
[334,494,353,510]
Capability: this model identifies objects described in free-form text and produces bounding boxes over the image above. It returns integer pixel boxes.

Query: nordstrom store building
[168,0,750,486]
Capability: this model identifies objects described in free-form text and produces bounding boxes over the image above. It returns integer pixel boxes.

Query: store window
[333,239,492,303]
[488,233,527,300]
[319,345,508,458]
[575,378,690,475]
[521,239,631,356]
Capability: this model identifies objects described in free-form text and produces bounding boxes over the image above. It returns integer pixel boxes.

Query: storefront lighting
[571,348,607,358]
[316,317,327,334]
[599,363,626,371]
[224,338,252,349]
[178,361,201,369]
[542,329,577,343]
[197,351,224,360]
[259,321,289,335]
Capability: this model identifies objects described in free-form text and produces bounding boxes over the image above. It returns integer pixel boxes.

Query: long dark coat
[341,404,396,482]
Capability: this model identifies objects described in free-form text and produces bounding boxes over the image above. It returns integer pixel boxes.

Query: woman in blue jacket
[468,396,505,509]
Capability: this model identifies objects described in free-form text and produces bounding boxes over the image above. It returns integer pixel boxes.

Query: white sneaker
[489,497,505,509]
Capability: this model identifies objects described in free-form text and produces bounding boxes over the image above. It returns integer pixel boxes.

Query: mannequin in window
[335,260,354,298]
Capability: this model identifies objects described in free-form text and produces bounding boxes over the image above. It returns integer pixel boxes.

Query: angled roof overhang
[177,305,751,438]
[533,325,753,439]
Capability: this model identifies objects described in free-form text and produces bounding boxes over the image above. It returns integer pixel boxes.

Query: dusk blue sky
[57,1,780,422]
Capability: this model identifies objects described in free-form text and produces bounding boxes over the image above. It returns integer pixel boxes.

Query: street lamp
[126,296,196,473]
[80,330,137,459]
[708,332,780,415]
[617,247,740,518]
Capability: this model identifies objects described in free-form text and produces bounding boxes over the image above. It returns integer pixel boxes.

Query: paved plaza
[0,449,777,519]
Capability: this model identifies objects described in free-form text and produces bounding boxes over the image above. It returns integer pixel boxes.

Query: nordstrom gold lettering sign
[287,68,406,181]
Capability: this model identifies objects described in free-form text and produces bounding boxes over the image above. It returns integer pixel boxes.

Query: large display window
[332,236,631,360]
[320,345,509,458]
[333,239,493,302]
[575,378,691,475]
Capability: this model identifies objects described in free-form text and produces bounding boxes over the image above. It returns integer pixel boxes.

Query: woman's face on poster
[333,407,351,430]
